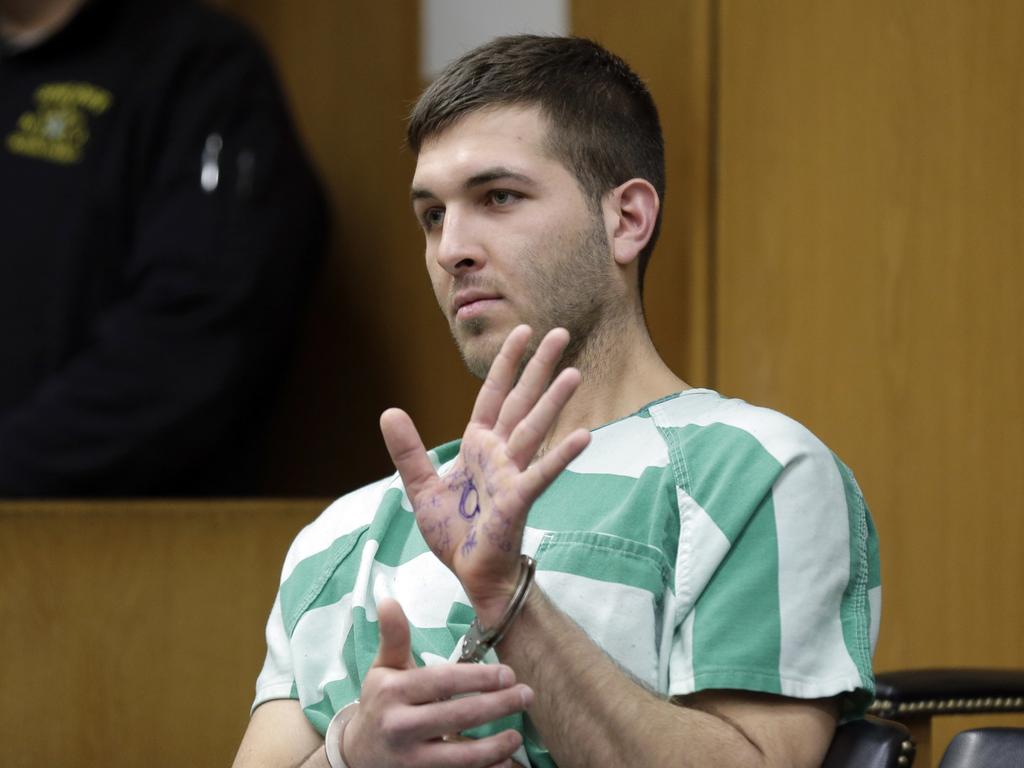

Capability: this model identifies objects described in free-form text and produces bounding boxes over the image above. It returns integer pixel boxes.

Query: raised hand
[380,326,591,622]
[342,598,532,768]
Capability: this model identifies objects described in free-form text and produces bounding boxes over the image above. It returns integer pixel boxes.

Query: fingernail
[498,666,512,687]
[520,685,534,708]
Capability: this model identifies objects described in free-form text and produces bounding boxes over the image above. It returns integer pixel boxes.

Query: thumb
[372,598,416,670]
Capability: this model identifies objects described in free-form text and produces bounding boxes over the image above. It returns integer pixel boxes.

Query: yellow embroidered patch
[5,81,113,165]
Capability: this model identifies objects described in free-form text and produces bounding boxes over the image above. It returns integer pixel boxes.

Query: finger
[380,408,438,500]
[518,427,592,501]
[505,366,581,468]
[493,327,570,440]
[372,598,415,670]
[399,684,533,741]
[412,728,524,768]
[385,662,519,705]
[468,325,532,428]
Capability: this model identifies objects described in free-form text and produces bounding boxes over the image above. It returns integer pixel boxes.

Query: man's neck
[0,0,85,48]
[543,310,688,452]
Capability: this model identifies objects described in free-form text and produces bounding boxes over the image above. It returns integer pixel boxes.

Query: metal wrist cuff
[324,700,359,768]
[459,555,537,663]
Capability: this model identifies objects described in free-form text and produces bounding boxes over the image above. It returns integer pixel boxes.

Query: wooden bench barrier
[0,499,329,767]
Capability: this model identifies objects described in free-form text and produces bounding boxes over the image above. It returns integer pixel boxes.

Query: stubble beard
[452,212,622,382]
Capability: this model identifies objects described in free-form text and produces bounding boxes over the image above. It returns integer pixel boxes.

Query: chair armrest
[822,716,915,768]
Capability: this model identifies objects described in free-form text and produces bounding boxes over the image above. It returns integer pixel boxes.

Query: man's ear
[604,178,660,267]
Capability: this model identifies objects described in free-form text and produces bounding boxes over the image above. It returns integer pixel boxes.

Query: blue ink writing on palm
[458,476,481,521]
[461,525,478,555]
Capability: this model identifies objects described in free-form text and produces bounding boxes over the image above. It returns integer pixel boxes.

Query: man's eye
[422,208,444,229]
[488,190,520,206]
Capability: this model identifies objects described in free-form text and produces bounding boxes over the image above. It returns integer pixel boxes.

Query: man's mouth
[452,289,502,321]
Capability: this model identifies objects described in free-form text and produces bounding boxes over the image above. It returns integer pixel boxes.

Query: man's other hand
[341,598,533,768]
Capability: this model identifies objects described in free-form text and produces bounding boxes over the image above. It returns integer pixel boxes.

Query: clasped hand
[341,598,532,768]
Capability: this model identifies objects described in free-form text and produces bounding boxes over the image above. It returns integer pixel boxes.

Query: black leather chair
[822,716,916,768]
[938,727,1024,768]
[869,668,1024,765]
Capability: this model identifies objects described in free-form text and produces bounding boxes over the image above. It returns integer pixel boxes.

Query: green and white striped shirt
[255,389,880,766]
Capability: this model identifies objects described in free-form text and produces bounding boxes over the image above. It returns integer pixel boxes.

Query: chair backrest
[938,727,1024,768]
[822,716,916,768]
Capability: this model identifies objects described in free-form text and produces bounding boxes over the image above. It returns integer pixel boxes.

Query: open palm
[380,325,591,616]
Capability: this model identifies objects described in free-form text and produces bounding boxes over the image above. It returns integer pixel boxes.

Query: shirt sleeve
[0,18,326,495]
[253,592,298,711]
[657,404,878,718]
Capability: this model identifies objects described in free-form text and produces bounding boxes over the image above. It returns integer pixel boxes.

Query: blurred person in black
[0,0,326,496]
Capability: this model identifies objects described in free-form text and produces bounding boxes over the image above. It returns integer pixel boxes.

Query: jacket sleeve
[0,23,327,496]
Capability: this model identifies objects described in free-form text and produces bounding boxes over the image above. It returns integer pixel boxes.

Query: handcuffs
[458,555,537,664]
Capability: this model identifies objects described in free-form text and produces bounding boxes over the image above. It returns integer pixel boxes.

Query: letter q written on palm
[380,325,591,616]
[341,598,534,768]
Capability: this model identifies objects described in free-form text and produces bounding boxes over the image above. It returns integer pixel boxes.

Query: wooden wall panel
[572,0,715,386]
[714,0,1024,692]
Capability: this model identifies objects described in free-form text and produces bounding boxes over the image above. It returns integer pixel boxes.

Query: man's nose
[435,209,486,275]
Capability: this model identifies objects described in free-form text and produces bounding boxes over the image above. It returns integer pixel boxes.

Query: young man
[235,36,880,768]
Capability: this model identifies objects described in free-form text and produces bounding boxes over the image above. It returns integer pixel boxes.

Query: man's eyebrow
[464,167,534,189]
[410,167,535,203]
[410,187,435,203]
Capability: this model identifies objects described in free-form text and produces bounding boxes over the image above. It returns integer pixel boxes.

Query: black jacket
[0,0,327,495]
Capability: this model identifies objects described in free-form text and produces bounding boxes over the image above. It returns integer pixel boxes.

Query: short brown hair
[408,35,665,289]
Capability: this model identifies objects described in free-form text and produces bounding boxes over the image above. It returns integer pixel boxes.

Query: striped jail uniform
[254,389,881,767]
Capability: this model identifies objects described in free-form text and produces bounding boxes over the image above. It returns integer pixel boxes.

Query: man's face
[411,106,616,378]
